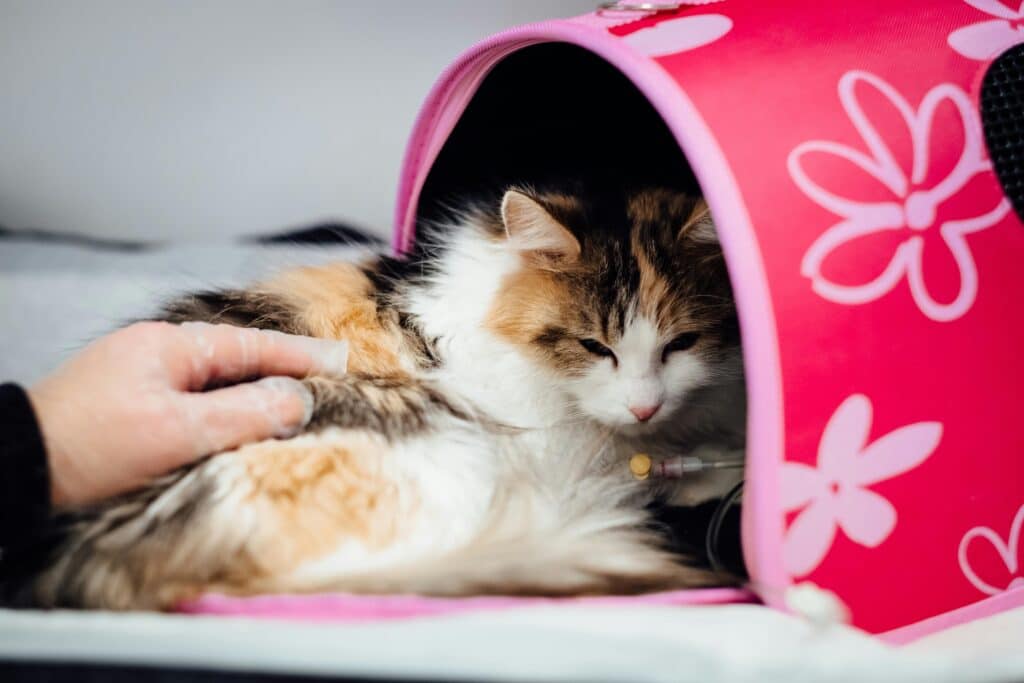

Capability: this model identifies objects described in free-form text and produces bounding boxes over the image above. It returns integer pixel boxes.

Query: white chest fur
[405,227,577,431]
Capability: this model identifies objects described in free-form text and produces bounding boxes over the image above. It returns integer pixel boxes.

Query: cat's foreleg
[303,374,473,439]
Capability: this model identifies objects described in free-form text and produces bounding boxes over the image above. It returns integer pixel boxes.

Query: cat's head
[486,186,741,432]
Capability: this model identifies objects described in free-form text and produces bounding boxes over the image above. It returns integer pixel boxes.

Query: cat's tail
[287,451,729,598]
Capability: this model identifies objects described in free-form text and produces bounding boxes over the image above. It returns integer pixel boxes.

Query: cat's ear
[501,190,581,265]
[678,198,718,244]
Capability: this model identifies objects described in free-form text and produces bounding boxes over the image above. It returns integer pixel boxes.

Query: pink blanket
[179,588,756,622]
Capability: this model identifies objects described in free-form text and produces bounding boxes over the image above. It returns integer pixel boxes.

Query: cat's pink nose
[629,403,662,422]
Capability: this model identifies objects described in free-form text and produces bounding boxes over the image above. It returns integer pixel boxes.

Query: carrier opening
[415,43,748,581]
[418,43,700,223]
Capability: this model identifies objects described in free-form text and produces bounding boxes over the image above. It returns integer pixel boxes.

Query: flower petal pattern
[948,1,1024,60]
[817,393,871,481]
[854,421,944,486]
[784,498,839,578]
[836,487,897,547]
[622,14,733,58]
[962,0,1024,19]
[789,70,1011,322]
[783,394,943,577]
[780,462,826,511]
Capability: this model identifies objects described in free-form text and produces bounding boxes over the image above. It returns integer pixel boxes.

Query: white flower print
[788,70,1011,322]
[948,0,1024,60]
[621,14,732,57]
[782,394,943,578]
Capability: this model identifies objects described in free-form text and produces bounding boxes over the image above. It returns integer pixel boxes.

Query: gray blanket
[0,239,366,384]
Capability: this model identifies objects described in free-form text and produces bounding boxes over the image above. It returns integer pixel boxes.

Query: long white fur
[37,210,740,608]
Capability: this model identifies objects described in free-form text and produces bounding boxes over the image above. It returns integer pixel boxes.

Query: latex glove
[29,321,348,507]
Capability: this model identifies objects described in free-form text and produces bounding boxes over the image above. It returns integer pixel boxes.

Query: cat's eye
[579,338,617,363]
[662,332,700,362]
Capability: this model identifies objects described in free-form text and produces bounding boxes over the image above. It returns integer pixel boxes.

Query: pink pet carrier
[183,0,1024,642]
[388,0,1024,639]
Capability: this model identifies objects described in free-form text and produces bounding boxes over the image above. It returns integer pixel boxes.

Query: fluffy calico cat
[19,186,745,610]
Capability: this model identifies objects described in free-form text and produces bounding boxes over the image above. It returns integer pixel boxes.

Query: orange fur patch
[630,194,714,332]
[632,232,687,332]
[484,263,597,374]
[261,263,411,377]
[236,432,402,576]
[487,267,571,345]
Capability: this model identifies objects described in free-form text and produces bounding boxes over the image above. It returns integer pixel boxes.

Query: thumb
[179,376,315,460]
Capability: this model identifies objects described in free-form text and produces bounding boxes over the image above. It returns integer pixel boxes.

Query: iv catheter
[629,453,745,480]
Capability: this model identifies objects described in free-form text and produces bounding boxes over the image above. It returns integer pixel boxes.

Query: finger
[177,376,315,460]
[175,322,348,389]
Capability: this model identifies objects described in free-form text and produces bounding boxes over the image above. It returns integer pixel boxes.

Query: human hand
[29,321,348,507]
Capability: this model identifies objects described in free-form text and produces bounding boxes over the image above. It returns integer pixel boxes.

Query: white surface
[0,0,596,242]
[1,603,1024,682]
[909,605,1024,658]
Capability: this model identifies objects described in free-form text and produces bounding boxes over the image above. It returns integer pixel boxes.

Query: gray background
[0,1,596,243]
[0,1,595,383]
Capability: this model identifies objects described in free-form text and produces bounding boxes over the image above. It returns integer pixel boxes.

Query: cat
[16,185,746,610]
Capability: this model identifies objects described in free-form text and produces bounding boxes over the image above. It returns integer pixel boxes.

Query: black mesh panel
[981,43,1024,221]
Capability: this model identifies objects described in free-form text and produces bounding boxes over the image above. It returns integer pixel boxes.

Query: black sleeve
[0,383,52,555]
